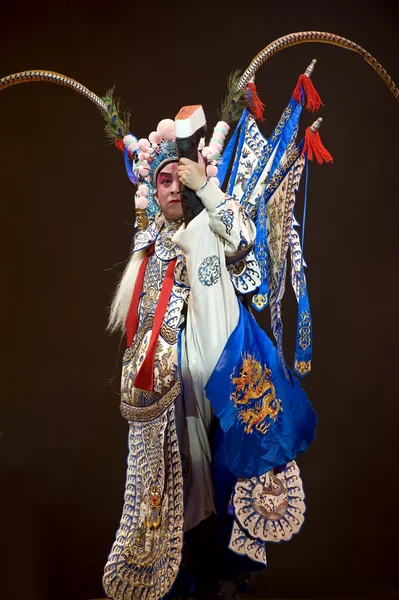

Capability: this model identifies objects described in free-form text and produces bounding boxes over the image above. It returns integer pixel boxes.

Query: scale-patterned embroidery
[103,404,183,600]
[231,461,306,543]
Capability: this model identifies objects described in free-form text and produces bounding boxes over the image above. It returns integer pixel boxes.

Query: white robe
[174,181,256,530]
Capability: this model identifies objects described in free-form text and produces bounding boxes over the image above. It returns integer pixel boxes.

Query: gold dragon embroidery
[230,353,282,434]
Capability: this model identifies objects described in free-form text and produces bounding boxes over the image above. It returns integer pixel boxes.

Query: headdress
[117,115,231,229]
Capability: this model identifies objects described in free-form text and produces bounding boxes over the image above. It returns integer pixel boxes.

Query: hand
[178,157,207,192]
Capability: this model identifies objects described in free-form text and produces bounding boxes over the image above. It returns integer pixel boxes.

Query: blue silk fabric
[205,302,317,478]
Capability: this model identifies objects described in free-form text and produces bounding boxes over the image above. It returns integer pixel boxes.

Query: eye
[160,177,171,185]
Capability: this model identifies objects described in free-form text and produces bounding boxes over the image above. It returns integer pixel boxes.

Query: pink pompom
[157,118,176,141]
[209,141,223,153]
[139,166,150,177]
[138,138,150,151]
[216,121,230,134]
[209,177,220,187]
[135,195,149,209]
[212,133,225,143]
[149,131,162,144]
[123,134,136,147]
[138,151,147,162]
[202,146,215,159]
[206,164,218,178]
[138,184,149,197]
[128,141,139,153]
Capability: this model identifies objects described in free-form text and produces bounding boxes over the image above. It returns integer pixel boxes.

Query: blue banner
[205,302,317,478]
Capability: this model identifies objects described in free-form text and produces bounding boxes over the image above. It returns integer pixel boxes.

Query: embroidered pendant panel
[265,144,300,197]
[266,155,305,292]
[232,461,306,544]
[103,404,184,600]
[268,262,289,378]
[289,228,307,303]
[229,521,267,565]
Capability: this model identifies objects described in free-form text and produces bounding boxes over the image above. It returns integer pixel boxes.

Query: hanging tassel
[246,81,265,122]
[293,59,323,112]
[302,117,333,165]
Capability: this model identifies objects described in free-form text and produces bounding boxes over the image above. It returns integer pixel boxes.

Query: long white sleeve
[173,208,241,531]
[196,180,256,259]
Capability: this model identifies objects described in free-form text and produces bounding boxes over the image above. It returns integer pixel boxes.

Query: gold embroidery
[271,105,293,142]
[135,208,149,231]
[266,146,300,193]
[294,359,311,376]
[230,353,282,434]
[252,292,268,310]
[253,472,288,521]
[298,310,311,351]
[146,486,162,530]
[160,321,179,345]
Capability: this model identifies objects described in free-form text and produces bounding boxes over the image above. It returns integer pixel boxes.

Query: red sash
[125,245,177,391]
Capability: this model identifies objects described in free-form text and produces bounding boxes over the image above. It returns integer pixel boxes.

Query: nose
[170,176,180,195]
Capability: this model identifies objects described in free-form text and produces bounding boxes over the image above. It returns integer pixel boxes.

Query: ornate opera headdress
[115,111,231,230]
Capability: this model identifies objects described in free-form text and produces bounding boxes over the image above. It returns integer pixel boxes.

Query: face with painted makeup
[156,162,183,222]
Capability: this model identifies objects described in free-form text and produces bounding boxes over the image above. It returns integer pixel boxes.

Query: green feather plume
[219,69,247,124]
[101,87,131,144]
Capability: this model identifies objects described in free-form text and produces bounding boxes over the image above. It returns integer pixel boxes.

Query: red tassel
[115,139,125,153]
[302,127,333,165]
[293,74,323,112]
[246,81,265,122]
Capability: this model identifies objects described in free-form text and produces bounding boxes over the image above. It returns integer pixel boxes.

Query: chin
[165,204,183,222]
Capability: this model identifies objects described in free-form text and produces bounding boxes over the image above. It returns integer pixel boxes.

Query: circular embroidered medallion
[232,461,306,542]
[198,255,221,287]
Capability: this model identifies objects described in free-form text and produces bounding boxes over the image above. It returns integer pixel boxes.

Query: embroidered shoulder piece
[227,249,261,294]
[134,212,164,252]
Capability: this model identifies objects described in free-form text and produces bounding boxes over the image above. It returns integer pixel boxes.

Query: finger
[179,157,193,166]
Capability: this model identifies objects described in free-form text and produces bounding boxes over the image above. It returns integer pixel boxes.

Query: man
[104,123,258,600]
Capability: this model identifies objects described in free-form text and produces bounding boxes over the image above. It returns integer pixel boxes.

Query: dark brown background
[0,1,398,599]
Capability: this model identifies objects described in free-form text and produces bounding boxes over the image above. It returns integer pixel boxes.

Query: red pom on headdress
[246,81,265,122]
[293,74,323,112]
[115,139,125,153]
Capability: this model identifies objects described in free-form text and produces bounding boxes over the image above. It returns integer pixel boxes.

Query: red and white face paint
[156,162,183,222]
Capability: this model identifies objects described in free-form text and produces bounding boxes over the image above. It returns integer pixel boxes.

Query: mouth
[169,198,181,204]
